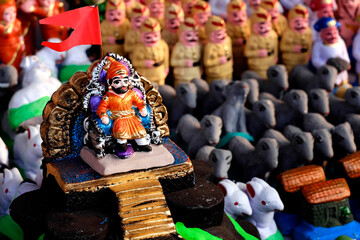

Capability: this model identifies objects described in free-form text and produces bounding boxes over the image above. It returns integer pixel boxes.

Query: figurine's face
[106,9,125,26]
[148,1,165,18]
[193,11,211,27]
[180,29,199,46]
[317,5,334,18]
[228,10,247,26]
[183,1,195,16]
[290,17,308,33]
[253,21,271,36]
[249,0,261,9]
[165,16,184,33]
[209,28,227,44]
[320,26,339,44]
[141,31,161,46]
[269,7,280,22]
[131,16,149,30]
[342,0,359,9]
[110,75,129,94]
[38,0,54,8]
[2,6,16,24]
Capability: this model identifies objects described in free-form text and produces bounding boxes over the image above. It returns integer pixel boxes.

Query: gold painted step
[110,177,177,240]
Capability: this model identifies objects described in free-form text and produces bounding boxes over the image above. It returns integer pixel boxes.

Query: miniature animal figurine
[130,17,169,86]
[35,38,66,77]
[218,179,252,219]
[161,3,184,51]
[244,8,278,78]
[145,0,165,29]
[245,177,284,240]
[335,0,360,47]
[0,137,9,166]
[245,99,276,141]
[0,64,18,111]
[327,87,360,125]
[159,82,197,128]
[191,0,211,45]
[226,0,251,78]
[100,0,130,57]
[345,114,360,150]
[290,64,337,94]
[260,0,288,39]
[19,55,46,79]
[260,89,308,131]
[0,167,23,216]
[171,17,202,87]
[202,79,228,115]
[308,88,330,117]
[312,17,350,87]
[263,128,314,172]
[0,0,24,72]
[191,78,209,119]
[280,4,312,73]
[195,145,232,180]
[13,125,43,181]
[228,136,279,182]
[203,15,233,83]
[213,81,249,134]
[242,78,259,109]
[176,114,222,158]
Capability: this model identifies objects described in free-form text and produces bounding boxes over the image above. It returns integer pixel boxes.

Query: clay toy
[242,78,259,108]
[242,64,289,99]
[203,15,233,83]
[130,17,169,86]
[195,146,232,180]
[289,64,337,93]
[202,79,228,116]
[226,0,251,78]
[244,177,284,240]
[0,0,24,72]
[124,3,150,57]
[328,87,360,125]
[181,0,197,18]
[244,8,278,78]
[0,167,23,216]
[100,0,130,57]
[0,64,18,111]
[309,0,335,41]
[312,17,350,87]
[159,82,197,128]
[260,0,288,39]
[308,88,330,116]
[280,4,312,73]
[190,78,209,119]
[228,136,279,182]
[145,0,165,29]
[35,38,66,77]
[260,89,308,131]
[335,0,360,47]
[13,125,43,181]
[0,137,9,166]
[245,99,276,141]
[345,114,360,150]
[218,179,252,219]
[191,0,211,45]
[171,17,202,87]
[161,3,184,51]
[19,55,46,79]
[263,128,314,172]
[176,114,222,158]
[213,81,249,134]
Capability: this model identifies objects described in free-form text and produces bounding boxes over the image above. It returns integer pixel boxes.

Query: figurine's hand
[219,56,227,64]
[140,107,148,117]
[185,59,193,67]
[107,36,116,44]
[145,60,155,68]
[101,116,109,125]
[236,38,244,45]
[164,68,169,76]
[294,45,302,53]
[258,49,267,57]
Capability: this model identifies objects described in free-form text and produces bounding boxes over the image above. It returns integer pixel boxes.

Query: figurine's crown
[227,0,247,13]
[140,17,161,32]
[130,2,149,19]
[288,4,308,21]
[309,0,333,11]
[106,0,125,10]
[180,17,198,32]
[205,15,226,35]
[191,0,210,15]
[260,0,279,10]
[165,3,184,19]
[251,7,271,24]
[105,57,130,80]
[314,17,340,32]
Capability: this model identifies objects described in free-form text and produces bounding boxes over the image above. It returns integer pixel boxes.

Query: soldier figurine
[260,0,288,39]
[181,0,197,17]
[145,0,165,29]
[161,3,184,51]
[191,0,211,45]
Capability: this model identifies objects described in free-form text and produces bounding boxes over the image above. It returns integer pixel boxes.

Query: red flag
[39,6,102,52]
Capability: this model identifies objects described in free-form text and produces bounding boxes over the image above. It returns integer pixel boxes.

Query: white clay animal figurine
[0,167,23,216]
[0,137,9,166]
[36,38,66,77]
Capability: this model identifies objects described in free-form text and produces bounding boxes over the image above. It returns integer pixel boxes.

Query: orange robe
[96,90,147,140]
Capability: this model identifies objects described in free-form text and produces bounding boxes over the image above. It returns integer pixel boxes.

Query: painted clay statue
[124,3,150,56]
[244,8,278,78]
[191,0,211,45]
[260,0,288,39]
[145,0,165,29]
[171,17,202,87]
[181,0,197,17]
[130,17,169,86]
[161,3,184,50]
[309,0,334,41]
[0,167,23,216]
[335,0,360,47]
[96,57,152,153]
[280,4,312,73]
[312,17,350,86]
[124,0,136,19]
[226,0,251,78]
[203,15,233,83]
[0,0,24,72]
[101,0,130,57]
